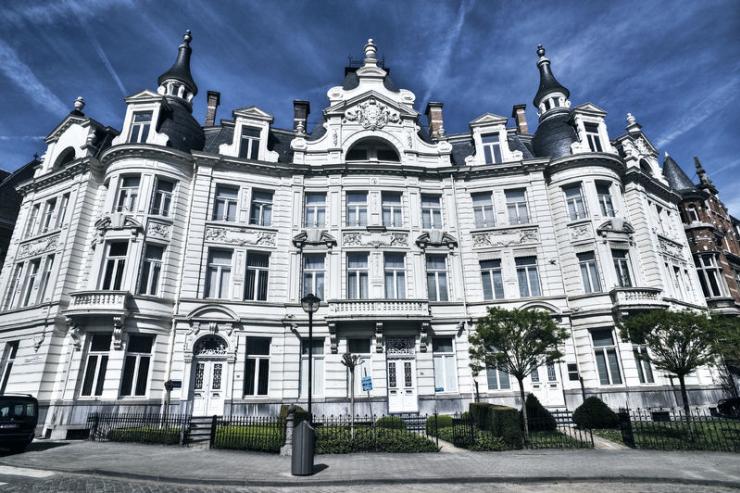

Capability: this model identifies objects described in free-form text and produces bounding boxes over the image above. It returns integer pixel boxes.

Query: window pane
[607,349,622,384]
[90,334,112,352]
[591,329,614,347]
[247,337,271,355]
[135,357,150,395]
[245,359,256,395]
[95,355,108,395]
[347,339,371,354]
[120,355,136,397]
[82,355,98,396]
[432,337,453,353]
[257,359,269,395]
[128,335,153,353]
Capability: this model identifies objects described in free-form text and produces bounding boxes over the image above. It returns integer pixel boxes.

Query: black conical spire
[694,156,717,193]
[158,30,197,96]
[662,153,696,191]
[533,45,570,108]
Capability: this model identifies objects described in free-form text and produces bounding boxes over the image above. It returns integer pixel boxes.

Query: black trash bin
[291,420,315,476]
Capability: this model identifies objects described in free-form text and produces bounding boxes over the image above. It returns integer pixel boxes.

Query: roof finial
[533,44,569,113]
[74,96,85,112]
[664,151,670,158]
[537,44,546,59]
[626,113,636,126]
[182,29,192,47]
[158,29,198,101]
[364,38,377,66]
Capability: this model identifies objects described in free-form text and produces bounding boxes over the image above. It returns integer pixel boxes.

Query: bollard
[291,420,315,476]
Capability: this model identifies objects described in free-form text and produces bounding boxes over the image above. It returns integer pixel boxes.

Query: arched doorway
[191,335,228,416]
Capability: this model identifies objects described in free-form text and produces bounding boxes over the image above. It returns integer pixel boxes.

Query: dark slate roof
[203,126,233,153]
[508,134,534,160]
[158,99,205,153]
[158,31,198,95]
[306,123,327,142]
[531,112,578,159]
[663,154,696,191]
[341,68,399,93]
[450,138,474,165]
[0,158,38,220]
[268,129,295,163]
[533,46,570,107]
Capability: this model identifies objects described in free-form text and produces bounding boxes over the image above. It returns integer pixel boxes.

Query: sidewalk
[1,440,739,488]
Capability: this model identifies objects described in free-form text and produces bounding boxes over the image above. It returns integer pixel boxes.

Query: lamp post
[301,293,321,421]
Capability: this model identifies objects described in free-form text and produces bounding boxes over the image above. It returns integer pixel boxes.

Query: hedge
[426,414,453,434]
[489,405,523,448]
[525,394,557,432]
[376,416,405,429]
[315,426,438,453]
[573,397,620,429]
[107,426,181,445]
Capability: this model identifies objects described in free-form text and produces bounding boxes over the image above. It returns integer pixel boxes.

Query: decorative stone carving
[659,236,684,259]
[33,332,45,352]
[419,322,430,353]
[293,230,337,249]
[635,137,649,155]
[66,317,82,350]
[328,322,338,354]
[569,224,593,242]
[375,322,384,353]
[471,228,538,249]
[147,221,171,241]
[597,219,634,243]
[193,334,228,356]
[112,315,125,350]
[205,226,276,247]
[343,98,400,130]
[415,231,457,250]
[17,234,59,259]
[343,231,408,248]
[385,337,415,357]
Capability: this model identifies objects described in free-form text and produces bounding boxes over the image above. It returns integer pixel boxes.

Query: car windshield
[0,400,36,420]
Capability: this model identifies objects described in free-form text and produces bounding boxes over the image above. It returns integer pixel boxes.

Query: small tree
[619,309,717,417]
[711,315,740,398]
[341,352,360,438]
[469,307,568,441]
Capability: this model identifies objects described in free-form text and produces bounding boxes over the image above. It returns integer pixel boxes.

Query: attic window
[239,126,261,160]
[584,123,603,152]
[346,138,399,162]
[481,133,502,164]
[129,111,152,144]
[54,147,76,169]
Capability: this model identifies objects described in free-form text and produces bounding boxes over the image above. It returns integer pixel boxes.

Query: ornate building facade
[0,33,724,438]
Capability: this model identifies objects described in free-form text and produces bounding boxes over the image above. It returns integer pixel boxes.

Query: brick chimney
[425,102,445,140]
[511,104,528,134]
[205,90,220,127]
[293,100,310,134]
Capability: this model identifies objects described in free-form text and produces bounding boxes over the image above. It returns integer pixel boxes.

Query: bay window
[101,242,128,290]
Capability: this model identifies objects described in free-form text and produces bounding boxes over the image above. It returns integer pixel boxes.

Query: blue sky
[1,0,739,212]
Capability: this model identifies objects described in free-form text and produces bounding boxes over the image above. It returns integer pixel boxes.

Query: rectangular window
[138,244,164,296]
[20,258,40,307]
[612,250,632,288]
[564,184,587,220]
[245,251,269,301]
[432,337,457,392]
[249,190,273,226]
[150,179,175,216]
[212,185,239,222]
[633,345,654,384]
[421,194,442,229]
[584,122,603,152]
[471,192,495,228]
[24,204,40,238]
[384,253,406,299]
[37,255,55,303]
[206,249,232,299]
[346,338,371,396]
[300,338,324,398]
[685,205,699,223]
[591,328,622,385]
[238,126,261,160]
[302,253,325,299]
[547,362,557,382]
[486,366,510,390]
[120,335,153,397]
[245,337,271,396]
[101,242,128,290]
[696,254,726,297]
[304,192,326,228]
[40,198,57,234]
[346,191,368,227]
[0,341,19,394]
[115,176,140,212]
[578,251,602,293]
[530,368,540,383]
[347,252,369,299]
[426,254,449,302]
[516,256,541,297]
[480,259,504,300]
[481,133,502,164]
[129,111,152,144]
[56,193,70,228]
[596,182,615,217]
[81,333,111,396]
[567,363,579,381]
[3,264,23,310]
[505,189,529,225]
[382,192,403,227]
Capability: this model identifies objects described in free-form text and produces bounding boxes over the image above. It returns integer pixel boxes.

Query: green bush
[279,404,311,426]
[107,426,181,445]
[469,431,506,451]
[213,424,284,453]
[426,414,453,434]
[376,416,405,429]
[573,397,620,430]
[525,394,556,432]
[315,426,437,453]
[469,402,493,430]
[489,405,523,449]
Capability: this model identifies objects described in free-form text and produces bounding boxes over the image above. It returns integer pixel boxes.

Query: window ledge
[566,218,592,228]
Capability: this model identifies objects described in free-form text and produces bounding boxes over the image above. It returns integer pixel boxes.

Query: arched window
[639,159,652,176]
[193,335,228,356]
[346,138,400,162]
[54,147,76,169]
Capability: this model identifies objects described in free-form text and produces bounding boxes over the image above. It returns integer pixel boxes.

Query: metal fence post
[618,409,635,448]
[88,413,99,441]
[209,415,218,449]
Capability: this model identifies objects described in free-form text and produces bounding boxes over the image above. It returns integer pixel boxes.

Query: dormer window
[129,111,152,144]
[239,126,261,160]
[346,139,399,162]
[481,133,502,164]
[584,122,603,152]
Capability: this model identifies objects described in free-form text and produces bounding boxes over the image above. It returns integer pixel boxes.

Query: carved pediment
[45,114,88,143]
[416,230,457,250]
[95,213,143,232]
[343,231,408,248]
[573,102,607,116]
[469,113,507,127]
[233,106,274,122]
[597,218,635,242]
[17,234,59,259]
[342,97,401,131]
[327,91,414,118]
[293,230,338,249]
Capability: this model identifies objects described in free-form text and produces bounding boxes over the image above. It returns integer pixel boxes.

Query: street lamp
[301,293,321,421]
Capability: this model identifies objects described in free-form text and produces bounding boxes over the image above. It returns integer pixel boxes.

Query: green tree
[710,315,740,398]
[469,307,568,441]
[619,309,717,416]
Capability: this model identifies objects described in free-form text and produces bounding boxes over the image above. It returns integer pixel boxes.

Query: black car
[717,397,740,419]
[0,394,38,453]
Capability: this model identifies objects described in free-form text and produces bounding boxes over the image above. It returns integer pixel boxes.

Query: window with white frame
[347,252,369,299]
[421,194,442,229]
[563,184,587,221]
[696,254,726,298]
[120,335,153,397]
[382,192,403,227]
[302,253,325,299]
[481,133,502,164]
[138,244,164,296]
[346,191,368,227]
[432,337,457,392]
[505,189,529,225]
[81,333,111,397]
[150,178,175,216]
[212,185,239,222]
[612,249,632,288]
[206,249,232,299]
[516,256,541,297]
[596,182,615,217]
[546,362,557,382]
[300,338,324,397]
[530,368,540,383]
[578,251,602,293]
[426,254,449,301]
[249,190,273,226]
[40,198,56,234]
[591,328,622,385]
[129,111,152,144]
[115,176,140,212]
[56,193,70,228]
[685,204,699,223]
[24,204,40,238]
[37,255,55,303]
[0,341,19,394]
[384,253,405,299]
[471,192,495,228]
[584,122,603,152]
[101,242,128,290]
[245,251,269,301]
[480,259,504,300]
[304,192,326,228]
[245,337,271,396]
[567,363,579,381]
[633,345,654,384]
[486,366,510,390]
[672,265,687,299]
[3,264,23,310]
[20,258,40,307]
[346,338,371,396]
[238,126,261,160]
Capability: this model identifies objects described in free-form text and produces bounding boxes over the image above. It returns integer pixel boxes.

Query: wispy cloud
[0,136,45,141]
[80,22,127,96]
[0,39,68,116]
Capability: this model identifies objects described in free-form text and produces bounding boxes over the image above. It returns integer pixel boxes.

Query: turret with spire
[662,152,697,192]
[694,156,717,193]
[533,44,570,120]
[157,30,198,109]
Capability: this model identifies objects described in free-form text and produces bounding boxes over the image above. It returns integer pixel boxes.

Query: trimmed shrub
[376,416,406,430]
[426,414,453,434]
[525,394,556,432]
[279,404,311,426]
[469,431,506,452]
[107,426,181,445]
[489,405,523,449]
[315,426,437,454]
[469,402,493,430]
[573,397,620,429]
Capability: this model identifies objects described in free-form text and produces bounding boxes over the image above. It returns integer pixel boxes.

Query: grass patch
[527,430,591,449]
[593,428,624,444]
[631,419,740,452]
[107,426,181,445]
[213,424,284,453]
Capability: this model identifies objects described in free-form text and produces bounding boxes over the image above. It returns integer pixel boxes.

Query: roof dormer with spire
[157,30,198,107]
[533,45,571,120]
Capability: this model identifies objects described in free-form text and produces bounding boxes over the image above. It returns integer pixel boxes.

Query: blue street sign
[361,375,373,391]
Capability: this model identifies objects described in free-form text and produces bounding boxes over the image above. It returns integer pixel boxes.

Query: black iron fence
[619,408,740,452]
[211,415,285,453]
[87,412,191,445]
[311,414,439,453]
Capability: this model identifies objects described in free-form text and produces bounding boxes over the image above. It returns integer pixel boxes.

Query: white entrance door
[387,358,418,414]
[191,359,225,416]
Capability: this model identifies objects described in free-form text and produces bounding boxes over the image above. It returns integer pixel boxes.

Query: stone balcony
[610,287,667,313]
[326,299,431,321]
[65,290,131,317]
